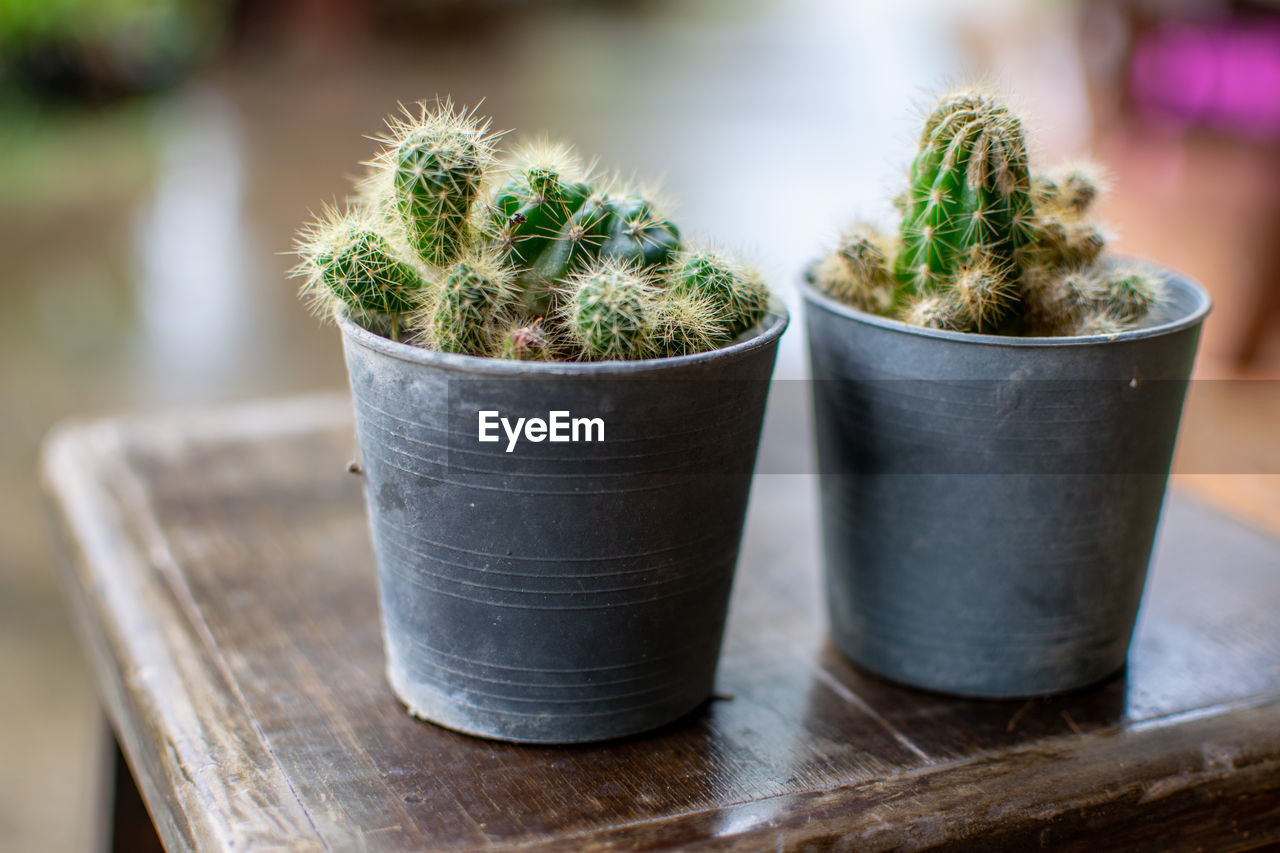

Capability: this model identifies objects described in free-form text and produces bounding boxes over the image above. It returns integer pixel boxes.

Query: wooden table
[41,395,1280,852]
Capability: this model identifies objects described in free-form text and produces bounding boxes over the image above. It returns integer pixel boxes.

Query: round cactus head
[563,258,656,360]
[950,253,1017,331]
[901,293,964,330]
[596,188,681,270]
[412,250,513,355]
[809,223,898,315]
[667,249,769,337]
[488,142,594,271]
[1033,161,1105,217]
[1098,266,1162,323]
[653,289,733,357]
[1022,266,1102,335]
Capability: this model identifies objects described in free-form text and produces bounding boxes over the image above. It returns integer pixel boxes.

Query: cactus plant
[295,102,769,362]
[413,251,513,355]
[378,102,497,268]
[562,258,656,361]
[810,87,1166,337]
[293,205,426,341]
[496,318,554,362]
[892,90,1035,328]
[667,249,770,338]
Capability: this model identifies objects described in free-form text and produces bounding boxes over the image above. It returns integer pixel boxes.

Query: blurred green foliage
[0,0,219,101]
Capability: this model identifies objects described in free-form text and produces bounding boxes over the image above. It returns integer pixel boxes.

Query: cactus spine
[294,102,771,360]
[811,87,1166,337]
[806,224,897,315]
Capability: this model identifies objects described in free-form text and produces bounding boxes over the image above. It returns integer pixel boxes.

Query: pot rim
[801,260,1211,347]
[337,303,789,376]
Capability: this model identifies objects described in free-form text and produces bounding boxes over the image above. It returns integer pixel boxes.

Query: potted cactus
[804,88,1210,698]
[293,103,787,743]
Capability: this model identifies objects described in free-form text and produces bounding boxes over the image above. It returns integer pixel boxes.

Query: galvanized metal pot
[804,269,1210,698]
[339,310,787,743]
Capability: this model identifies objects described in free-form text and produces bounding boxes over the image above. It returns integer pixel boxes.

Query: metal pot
[804,268,1210,697]
[339,309,788,742]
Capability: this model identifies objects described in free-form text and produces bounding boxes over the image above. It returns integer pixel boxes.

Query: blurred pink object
[1130,20,1280,138]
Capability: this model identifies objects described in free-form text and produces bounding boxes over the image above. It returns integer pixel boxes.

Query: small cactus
[668,249,769,338]
[489,143,595,274]
[1022,266,1099,335]
[598,192,681,269]
[378,102,497,268]
[950,254,1017,331]
[893,88,1035,329]
[1033,162,1104,216]
[1096,266,1162,323]
[294,101,771,361]
[413,252,513,355]
[808,223,897,315]
[563,259,655,361]
[497,318,554,361]
[902,293,961,330]
[810,87,1165,338]
[294,205,425,340]
[653,290,733,357]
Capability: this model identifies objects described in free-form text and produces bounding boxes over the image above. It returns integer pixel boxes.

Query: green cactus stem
[379,103,497,268]
[893,89,1034,328]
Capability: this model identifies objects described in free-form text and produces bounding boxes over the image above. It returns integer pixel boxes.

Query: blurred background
[2,0,1279,849]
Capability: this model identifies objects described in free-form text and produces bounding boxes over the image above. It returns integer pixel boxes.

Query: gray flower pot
[339,309,788,743]
[803,267,1210,698]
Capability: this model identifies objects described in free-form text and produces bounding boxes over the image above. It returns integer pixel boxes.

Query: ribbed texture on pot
[804,270,1209,698]
[340,311,786,742]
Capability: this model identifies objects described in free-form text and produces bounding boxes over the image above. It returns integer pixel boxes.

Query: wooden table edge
[38,401,1280,852]
[41,419,332,853]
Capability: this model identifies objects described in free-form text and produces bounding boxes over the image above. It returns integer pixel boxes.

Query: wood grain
[41,394,1280,851]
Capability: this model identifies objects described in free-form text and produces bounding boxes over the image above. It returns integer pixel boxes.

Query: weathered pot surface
[804,266,1210,698]
[340,308,788,742]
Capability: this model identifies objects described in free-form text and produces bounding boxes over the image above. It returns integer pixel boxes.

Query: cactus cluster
[295,102,770,361]
[808,88,1164,337]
